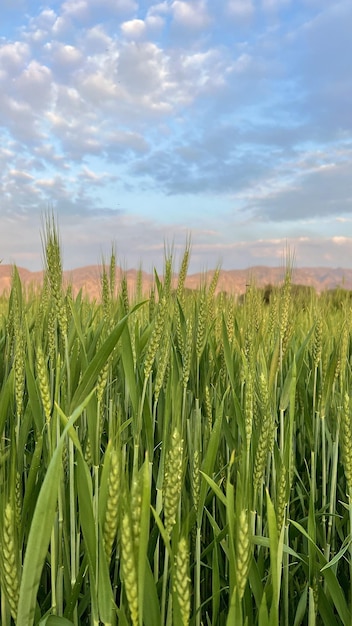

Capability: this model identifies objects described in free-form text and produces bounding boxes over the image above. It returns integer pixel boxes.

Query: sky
[0,0,351,273]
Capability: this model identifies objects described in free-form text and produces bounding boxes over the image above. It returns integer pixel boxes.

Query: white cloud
[146,15,165,29]
[61,0,137,22]
[178,49,227,91]
[78,71,118,101]
[0,95,41,142]
[96,0,137,11]
[121,19,146,37]
[107,129,149,153]
[25,8,57,42]
[227,52,252,74]
[34,8,57,25]
[147,2,170,16]
[0,41,30,75]
[8,169,34,183]
[245,157,352,222]
[84,25,112,52]
[48,86,85,122]
[15,59,52,101]
[61,0,89,20]
[332,236,349,245]
[35,176,67,190]
[227,0,255,18]
[0,0,351,278]
[171,0,211,28]
[52,16,70,36]
[52,43,83,66]
[79,166,108,183]
[121,14,164,36]
[117,41,171,101]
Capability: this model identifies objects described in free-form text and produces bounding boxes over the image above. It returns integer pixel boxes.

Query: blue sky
[0,0,351,272]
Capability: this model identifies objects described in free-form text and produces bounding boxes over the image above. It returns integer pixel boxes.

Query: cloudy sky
[0,0,351,272]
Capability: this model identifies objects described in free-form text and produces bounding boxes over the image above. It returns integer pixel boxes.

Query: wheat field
[0,220,352,625]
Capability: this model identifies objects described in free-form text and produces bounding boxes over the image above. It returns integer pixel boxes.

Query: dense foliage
[0,224,352,625]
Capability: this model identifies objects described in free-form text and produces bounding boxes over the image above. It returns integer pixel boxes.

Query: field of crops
[1,221,352,625]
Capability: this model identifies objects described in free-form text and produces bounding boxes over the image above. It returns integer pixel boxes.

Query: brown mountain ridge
[1,264,352,300]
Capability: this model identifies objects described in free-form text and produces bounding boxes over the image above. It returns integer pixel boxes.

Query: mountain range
[1,264,352,299]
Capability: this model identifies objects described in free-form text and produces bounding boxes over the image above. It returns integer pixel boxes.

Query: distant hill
[1,264,352,299]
